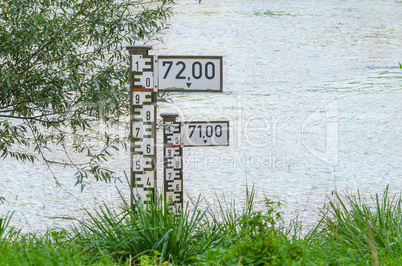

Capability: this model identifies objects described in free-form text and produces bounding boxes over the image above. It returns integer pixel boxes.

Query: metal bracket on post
[127,45,157,210]
[161,113,183,214]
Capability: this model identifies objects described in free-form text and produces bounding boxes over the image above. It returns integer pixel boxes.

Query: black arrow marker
[203,140,207,143]
[186,83,191,88]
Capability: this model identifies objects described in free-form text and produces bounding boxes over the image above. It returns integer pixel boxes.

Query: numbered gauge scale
[163,120,183,214]
[130,54,157,209]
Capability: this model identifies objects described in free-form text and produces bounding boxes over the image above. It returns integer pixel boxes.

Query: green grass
[306,185,402,265]
[72,190,221,264]
[1,186,401,265]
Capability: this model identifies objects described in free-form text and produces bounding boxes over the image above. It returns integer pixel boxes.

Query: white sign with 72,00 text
[157,56,222,92]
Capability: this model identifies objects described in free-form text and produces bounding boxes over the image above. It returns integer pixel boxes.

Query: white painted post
[127,45,157,210]
[161,113,183,214]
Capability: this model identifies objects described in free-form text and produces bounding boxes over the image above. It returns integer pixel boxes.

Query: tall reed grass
[72,189,222,264]
[0,211,14,245]
[307,185,402,264]
[0,185,401,265]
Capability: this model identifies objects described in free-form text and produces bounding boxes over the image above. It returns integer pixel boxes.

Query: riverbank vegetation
[0,0,174,187]
[1,186,401,265]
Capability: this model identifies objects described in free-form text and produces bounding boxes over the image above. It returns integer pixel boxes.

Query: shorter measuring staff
[161,113,183,215]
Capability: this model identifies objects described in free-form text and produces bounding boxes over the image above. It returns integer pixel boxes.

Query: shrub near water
[192,188,305,265]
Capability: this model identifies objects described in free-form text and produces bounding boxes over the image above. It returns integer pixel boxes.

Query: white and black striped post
[161,113,183,214]
[127,45,157,210]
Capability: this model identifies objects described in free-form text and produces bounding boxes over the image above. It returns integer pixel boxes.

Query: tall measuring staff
[127,45,157,210]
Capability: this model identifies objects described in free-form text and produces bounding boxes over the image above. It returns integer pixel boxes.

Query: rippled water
[1,0,401,231]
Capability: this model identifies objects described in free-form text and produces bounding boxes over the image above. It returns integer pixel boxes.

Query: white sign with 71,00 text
[181,121,229,147]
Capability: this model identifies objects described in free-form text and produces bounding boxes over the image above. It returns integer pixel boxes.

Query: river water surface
[1,0,401,232]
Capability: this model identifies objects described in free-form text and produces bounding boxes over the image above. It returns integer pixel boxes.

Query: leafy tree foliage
[0,0,173,187]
